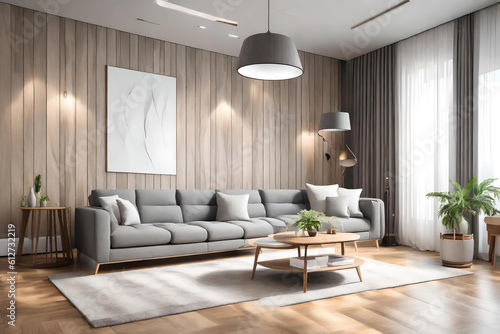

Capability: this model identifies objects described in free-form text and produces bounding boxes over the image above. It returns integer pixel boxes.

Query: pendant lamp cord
[267,0,270,32]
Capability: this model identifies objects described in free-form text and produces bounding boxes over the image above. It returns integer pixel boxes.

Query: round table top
[21,206,69,210]
[271,231,360,245]
[485,216,500,226]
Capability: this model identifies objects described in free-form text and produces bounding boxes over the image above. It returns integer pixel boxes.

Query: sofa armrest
[75,207,111,263]
[359,198,385,240]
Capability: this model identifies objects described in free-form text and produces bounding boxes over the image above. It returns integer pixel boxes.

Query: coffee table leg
[297,246,301,257]
[341,242,345,255]
[356,266,363,282]
[303,245,308,293]
[251,246,261,279]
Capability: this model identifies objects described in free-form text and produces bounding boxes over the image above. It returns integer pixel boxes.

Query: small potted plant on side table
[40,195,50,208]
[293,209,325,237]
[426,177,500,268]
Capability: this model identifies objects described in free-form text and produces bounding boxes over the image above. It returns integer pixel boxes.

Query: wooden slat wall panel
[0,3,343,237]
[0,4,12,225]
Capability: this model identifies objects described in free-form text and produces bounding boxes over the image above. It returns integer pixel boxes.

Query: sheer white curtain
[475,3,500,260]
[396,22,455,250]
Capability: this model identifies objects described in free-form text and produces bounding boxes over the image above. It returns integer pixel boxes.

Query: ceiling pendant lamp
[237,0,303,80]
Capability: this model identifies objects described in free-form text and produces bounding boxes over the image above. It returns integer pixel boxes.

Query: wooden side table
[485,216,500,266]
[17,207,73,267]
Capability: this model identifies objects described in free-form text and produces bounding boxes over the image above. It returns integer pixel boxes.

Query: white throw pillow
[216,192,250,221]
[325,196,350,218]
[305,183,339,213]
[116,198,141,225]
[98,195,121,226]
[337,188,364,217]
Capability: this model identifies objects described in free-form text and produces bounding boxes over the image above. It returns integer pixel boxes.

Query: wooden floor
[1,244,499,334]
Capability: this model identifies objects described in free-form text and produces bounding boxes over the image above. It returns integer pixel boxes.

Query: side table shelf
[17,207,73,267]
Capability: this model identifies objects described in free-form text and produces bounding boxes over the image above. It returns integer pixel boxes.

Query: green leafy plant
[34,174,42,193]
[293,209,326,231]
[40,195,50,202]
[426,177,500,231]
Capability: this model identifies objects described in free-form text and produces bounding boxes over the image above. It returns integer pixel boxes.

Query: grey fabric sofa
[75,188,385,273]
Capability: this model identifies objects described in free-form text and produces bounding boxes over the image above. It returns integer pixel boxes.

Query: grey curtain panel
[454,14,474,188]
[344,45,397,245]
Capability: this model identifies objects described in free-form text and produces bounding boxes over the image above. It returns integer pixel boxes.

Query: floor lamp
[318,112,357,173]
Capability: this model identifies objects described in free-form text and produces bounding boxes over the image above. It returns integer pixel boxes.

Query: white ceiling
[3,0,499,60]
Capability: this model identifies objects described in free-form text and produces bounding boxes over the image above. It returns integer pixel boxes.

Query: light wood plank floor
[1,244,499,334]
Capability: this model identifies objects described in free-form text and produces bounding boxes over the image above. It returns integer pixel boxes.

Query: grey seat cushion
[259,217,288,233]
[111,224,172,248]
[336,218,371,233]
[187,221,244,241]
[153,223,208,244]
[227,218,275,238]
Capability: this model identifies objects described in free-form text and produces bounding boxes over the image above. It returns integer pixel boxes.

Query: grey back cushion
[88,189,136,207]
[177,190,217,222]
[216,189,266,218]
[259,189,310,217]
[135,190,184,224]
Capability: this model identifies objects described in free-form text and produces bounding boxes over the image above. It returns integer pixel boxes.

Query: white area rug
[49,249,472,328]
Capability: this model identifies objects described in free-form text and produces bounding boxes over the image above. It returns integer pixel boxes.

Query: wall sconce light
[318,112,357,171]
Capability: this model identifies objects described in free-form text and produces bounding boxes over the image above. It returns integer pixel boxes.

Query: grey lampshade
[237,32,303,80]
[318,112,351,132]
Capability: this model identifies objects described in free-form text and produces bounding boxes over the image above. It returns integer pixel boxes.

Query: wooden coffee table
[255,231,363,293]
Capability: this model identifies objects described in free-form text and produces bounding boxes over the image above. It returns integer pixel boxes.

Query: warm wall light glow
[338,149,348,161]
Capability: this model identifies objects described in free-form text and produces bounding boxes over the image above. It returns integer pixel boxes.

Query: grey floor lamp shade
[237,32,303,80]
[318,112,351,132]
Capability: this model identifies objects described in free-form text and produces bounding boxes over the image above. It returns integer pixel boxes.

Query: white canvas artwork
[107,66,176,175]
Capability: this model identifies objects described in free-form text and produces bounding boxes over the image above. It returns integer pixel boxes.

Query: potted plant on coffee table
[293,209,325,237]
[426,177,500,268]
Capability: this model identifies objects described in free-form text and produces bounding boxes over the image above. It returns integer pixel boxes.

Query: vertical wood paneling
[87,24,96,199]
[231,57,243,190]
[47,14,60,207]
[0,3,12,225]
[10,6,23,225]
[0,2,344,237]
[63,18,76,240]
[252,80,264,189]
[176,45,186,189]
[186,47,196,190]
[23,9,35,204]
[116,31,129,190]
[95,26,106,189]
[75,21,88,214]
[153,39,162,190]
[199,50,211,189]
[34,12,47,204]
[105,28,116,189]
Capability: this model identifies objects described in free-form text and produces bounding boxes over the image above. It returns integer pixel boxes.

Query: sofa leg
[94,263,100,275]
[375,239,379,248]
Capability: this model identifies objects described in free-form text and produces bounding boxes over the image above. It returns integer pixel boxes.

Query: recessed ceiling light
[228,34,239,39]
[198,25,206,29]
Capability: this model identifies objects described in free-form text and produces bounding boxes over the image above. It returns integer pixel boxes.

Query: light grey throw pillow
[305,183,339,213]
[116,198,141,225]
[216,192,250,221]
[337,188,364,217]
[98,195,121,228]
[325,196,350,218]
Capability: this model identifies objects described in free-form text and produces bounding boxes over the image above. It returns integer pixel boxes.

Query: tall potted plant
[426,177,500,268]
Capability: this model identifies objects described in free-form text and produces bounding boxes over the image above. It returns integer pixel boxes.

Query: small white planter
[40,201,47,208]
[440,233,474,268]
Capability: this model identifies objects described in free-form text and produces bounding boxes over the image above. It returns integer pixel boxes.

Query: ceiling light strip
[351,0,410,30]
